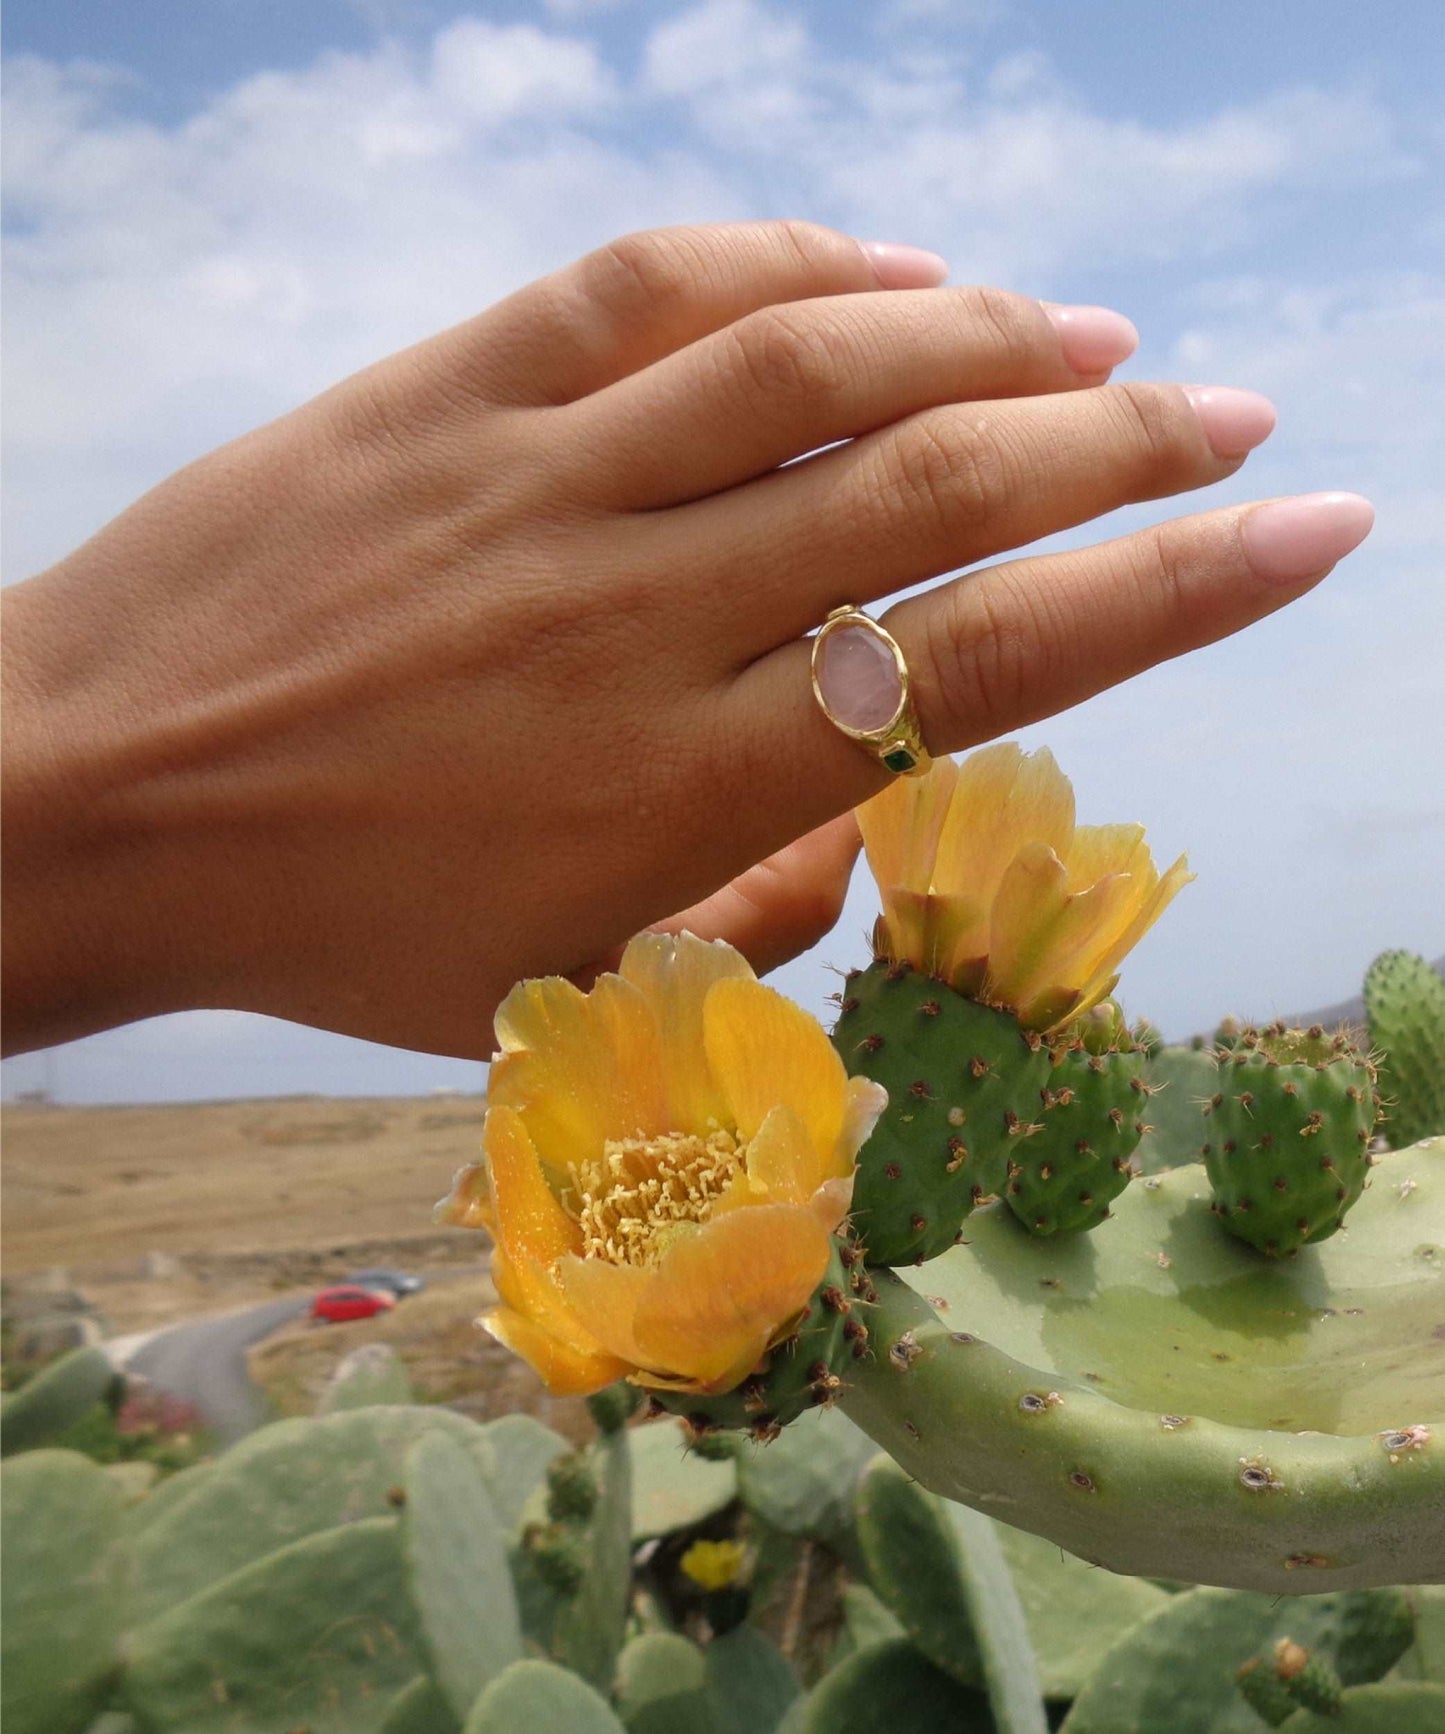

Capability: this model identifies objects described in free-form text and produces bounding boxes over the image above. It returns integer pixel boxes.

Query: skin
[1,219,1330,1060]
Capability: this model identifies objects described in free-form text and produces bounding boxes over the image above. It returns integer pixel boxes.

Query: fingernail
[1042,304,1139,373]
[1184,386,1277,458]
[1242,492,1375,584]
[858,240,950,288]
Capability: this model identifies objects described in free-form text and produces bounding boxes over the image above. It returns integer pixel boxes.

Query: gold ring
[810,605,931,777]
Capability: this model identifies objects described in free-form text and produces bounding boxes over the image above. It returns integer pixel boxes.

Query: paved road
[127,1295,309,1446]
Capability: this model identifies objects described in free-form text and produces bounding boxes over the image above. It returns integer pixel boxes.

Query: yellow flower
[679,1538,748,1592]
[439,933,887,1398]
[857,743,1192,1031]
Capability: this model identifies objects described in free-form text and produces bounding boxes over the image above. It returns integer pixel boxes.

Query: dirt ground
[246,1275,595,1444]
[2,1095,494,1334]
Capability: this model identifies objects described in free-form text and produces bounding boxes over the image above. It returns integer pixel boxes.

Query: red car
[311,1284,397,1324]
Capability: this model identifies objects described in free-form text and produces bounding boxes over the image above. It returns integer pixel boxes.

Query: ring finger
[652,379,1279,649]
[722,492,1376,829]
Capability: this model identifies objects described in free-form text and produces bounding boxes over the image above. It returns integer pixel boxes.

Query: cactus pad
[1005,1034,1151,1235]
[833,961,1053,1263]
[1365,951,1445,1150]
[1204,1026,1378,1255]
[839,1140,1445,1593]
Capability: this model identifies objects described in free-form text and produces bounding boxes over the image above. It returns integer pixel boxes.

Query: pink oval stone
[816,623,903,731]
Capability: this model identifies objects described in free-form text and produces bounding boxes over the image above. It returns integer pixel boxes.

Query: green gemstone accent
[882,746,917,773]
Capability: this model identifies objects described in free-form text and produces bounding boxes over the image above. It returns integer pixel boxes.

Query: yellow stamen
[568,1127,746,1267]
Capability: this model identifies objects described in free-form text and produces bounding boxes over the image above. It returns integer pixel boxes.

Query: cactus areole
[837,1139,1445,1594]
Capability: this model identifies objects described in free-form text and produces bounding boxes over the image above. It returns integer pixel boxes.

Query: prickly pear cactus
[833,961,1053,1263]
[1005,1005,1152,1236]
[1203,1025,1378,1256]
[648,1244,864,1439]
[1365,951,1445,1150]
[839,1139,1445,1593]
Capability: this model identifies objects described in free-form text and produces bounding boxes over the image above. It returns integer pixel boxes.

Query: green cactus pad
[377,1677,457,1734]
[463,1659,626,1734]
[1057,1586,1417,1734]
[1366,951,1445,1150]
[703,1626,800,1734]
[790,1638,991,1734]
[1,1450,127,1734]
[1005,1040,1150,1235]
[548,1428,633,1691]
[614,1632,710,1733]
[1277,1683,1445,1732]
[401,1432,521,1721]
[123,1517,424,1734]
[1204,1027,1378,1255]
[649,1245,855,1438]
[839,1141,1445,1593]
[122,1407,502,1625]
[0,1346,118,1458]
[734,1401,876,1551]
[833,962,1054,1263]
[628,1420,737,1541]
[854,1454,984,1686]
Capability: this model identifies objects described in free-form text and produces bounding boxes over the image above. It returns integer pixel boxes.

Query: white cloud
[430,17,615,122]
[643,0,807,94]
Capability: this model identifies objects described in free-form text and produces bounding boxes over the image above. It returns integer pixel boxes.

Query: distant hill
[1197,954,1445,1041]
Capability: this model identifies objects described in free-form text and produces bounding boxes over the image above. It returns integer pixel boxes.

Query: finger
[563,286,1139,509]
[432,220,946,409]
[720,493,1376,827]
[567,815,861,991]
[651,381,1278,649]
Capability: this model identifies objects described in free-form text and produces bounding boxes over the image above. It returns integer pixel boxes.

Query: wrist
[1,566,224,1052]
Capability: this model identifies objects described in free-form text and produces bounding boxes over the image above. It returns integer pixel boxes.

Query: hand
[1,220,1371,1058]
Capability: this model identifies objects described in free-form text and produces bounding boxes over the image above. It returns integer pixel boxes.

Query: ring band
[810,605,932,778]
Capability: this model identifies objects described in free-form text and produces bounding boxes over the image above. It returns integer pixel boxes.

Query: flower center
[568,1127,746,1267]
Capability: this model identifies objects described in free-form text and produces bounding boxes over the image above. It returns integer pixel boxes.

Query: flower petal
[858,755,959,901]
[1063,823,1148,892]
[984,843,1135,1023]
[835,1075,889,1173]
[934,744,1075,907]
[617,932,755,1133]
[1067,853,1193,1017]
[631,1204,832,1387]
[435,1161,493,1232]
[704,979,849,1176]
[490,971,669,1176]
[483,1106,581,1266]
[482,1304,631,1396]
[744,1103,821,1206]
[553,1255,654,1369]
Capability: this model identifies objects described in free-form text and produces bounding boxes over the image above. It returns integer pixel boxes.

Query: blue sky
[3,0,1442,1101]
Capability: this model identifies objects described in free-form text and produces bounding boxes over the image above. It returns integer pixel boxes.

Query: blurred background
[4,0,1442,1102]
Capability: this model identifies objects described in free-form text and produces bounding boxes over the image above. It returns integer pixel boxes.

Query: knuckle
[1108,380,1184,467]
[885,411,1002,538]
[584,229,693,318]
[921,573,1049,739]
[954,283,1037,366]
[725,304,851,407]
[763,216,853,274]
[1137,518,1194,621]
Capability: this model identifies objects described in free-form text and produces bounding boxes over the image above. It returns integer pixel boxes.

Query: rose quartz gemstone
[816,623,903,731]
